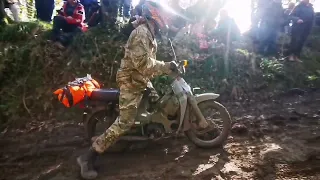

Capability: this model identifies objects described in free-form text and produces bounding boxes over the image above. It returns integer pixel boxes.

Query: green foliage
[1,21,320,128]
[152,75,174,96]
[0,21,51,41]
[0,22,124,126]
[26,0,36,20]
[259,58,284,81]
[306,70,320,87]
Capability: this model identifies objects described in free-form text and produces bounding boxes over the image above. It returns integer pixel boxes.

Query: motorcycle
[81,59,231,149]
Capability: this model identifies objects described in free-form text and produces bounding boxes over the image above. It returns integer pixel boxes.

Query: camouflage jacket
[116,23,171,91]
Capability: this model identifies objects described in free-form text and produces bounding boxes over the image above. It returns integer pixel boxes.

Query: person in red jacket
[51,0,87,47]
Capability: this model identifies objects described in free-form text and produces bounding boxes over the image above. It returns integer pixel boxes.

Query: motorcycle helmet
[142,0,169,33]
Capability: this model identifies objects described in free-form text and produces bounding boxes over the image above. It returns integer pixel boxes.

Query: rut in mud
[0,89,319,180]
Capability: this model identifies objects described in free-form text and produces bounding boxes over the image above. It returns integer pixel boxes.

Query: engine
[158,94,179,118]
[143,94,180,138]
[145,123,165,139]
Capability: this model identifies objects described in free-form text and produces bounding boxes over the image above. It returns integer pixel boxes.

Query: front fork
[186,92,209,129]
[177,92,210,133]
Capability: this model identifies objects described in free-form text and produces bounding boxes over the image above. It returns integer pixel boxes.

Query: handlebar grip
[176,60,188,67]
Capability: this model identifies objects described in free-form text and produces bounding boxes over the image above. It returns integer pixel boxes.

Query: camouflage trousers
[91,82,159,153]
[92,86,143,153]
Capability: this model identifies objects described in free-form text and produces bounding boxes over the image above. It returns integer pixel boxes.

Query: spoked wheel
[185,100,231,148]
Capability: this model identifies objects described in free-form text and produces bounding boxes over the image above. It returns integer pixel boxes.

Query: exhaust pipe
[119,136,149,141]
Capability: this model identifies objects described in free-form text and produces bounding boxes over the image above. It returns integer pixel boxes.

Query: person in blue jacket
[35,0,55,22]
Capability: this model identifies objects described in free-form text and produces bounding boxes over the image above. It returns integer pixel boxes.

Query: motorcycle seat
[90,89,119,102]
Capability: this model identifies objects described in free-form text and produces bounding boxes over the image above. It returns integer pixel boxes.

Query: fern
[26,0,35,20]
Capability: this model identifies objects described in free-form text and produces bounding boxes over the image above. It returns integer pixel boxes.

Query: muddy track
[0,90,319,180]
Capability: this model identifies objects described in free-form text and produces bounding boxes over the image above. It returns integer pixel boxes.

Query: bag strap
[59,89,66,102]
[63,86,74,107]
[91,80,100,88]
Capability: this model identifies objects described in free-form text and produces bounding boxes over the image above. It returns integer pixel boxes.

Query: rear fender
[82,101,118,123]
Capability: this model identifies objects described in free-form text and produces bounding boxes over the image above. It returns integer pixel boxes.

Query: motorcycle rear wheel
[84,109,150,152]
[85,109,116,143]
[185,100,231,148]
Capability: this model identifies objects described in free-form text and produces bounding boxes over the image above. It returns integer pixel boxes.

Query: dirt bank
[0,89,319,180]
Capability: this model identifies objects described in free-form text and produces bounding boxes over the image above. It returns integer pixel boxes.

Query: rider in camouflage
[77,0,177,179]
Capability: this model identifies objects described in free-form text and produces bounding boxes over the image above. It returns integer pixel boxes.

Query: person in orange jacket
[51,0,87,47]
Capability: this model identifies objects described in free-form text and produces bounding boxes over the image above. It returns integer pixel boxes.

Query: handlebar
[168,38,189,76]
[169,60,188,78]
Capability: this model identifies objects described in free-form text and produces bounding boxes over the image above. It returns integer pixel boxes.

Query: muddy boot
[77,148,98,179]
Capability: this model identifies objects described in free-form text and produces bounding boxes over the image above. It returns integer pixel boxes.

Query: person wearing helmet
[76,1,177,179]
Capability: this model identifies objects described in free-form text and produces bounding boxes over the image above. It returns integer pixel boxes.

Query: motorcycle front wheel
[185,100,231,148]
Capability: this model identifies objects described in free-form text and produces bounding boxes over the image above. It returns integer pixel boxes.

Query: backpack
[53,74,100,107]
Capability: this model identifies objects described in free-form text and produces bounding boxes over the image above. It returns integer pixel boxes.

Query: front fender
[182,93,220,131]
[195,93,220,103]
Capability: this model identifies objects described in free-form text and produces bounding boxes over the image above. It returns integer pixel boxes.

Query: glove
[169,61,178,73]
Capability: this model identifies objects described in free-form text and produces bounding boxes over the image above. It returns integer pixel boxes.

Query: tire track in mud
[0,90,319,180]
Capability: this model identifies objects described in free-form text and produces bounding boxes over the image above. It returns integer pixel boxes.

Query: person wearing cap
[76,1,177,179]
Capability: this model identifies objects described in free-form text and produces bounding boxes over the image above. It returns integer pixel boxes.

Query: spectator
[168,17,187,38]
[132,0,145,16]
[316,12,320,26]
[288,0,314,62]
[166,1,187,39]
[250,0,269,43]
[119,0,132,19]
[283,2,295,34]
[215,9,241,45]
[80,0,98,21]
[35,0,55,22]
[86,1,101,27]
[207,20,217,38]
[191,19,209,52]
[5,0,20,22]
[257,0,284,56]
[285,2,296,15]
[50,0,87,48]
[101,0,118,24]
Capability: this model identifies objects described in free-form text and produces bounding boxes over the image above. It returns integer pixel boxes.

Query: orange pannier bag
[53,74,100,107]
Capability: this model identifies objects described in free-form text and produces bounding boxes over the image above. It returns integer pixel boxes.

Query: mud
[0,89,319,180]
